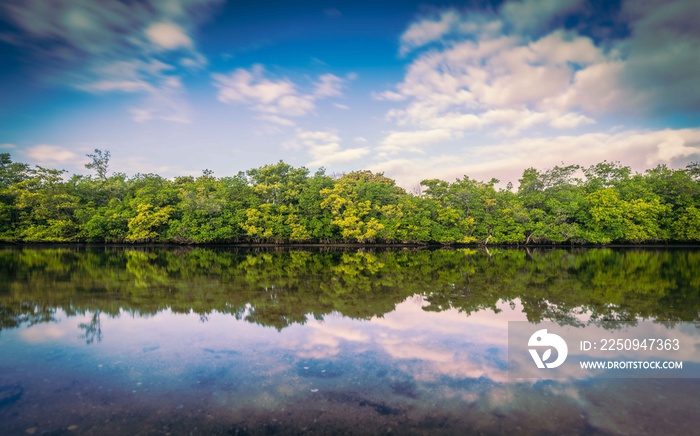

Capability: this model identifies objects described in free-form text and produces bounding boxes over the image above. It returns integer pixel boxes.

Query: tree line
[1,150,699,244]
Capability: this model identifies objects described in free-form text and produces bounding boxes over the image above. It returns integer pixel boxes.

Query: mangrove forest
[1,151,699,244]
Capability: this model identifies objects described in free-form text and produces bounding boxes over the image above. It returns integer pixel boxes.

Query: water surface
[0,247,699,435]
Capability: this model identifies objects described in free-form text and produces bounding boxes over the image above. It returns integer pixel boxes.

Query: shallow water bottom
[2,354,699,435]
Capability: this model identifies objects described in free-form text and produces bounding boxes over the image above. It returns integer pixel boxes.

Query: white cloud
[313,148,371,166]
[213,65,315,118]
[297,130,341,144]
[383,29,607,138]
[286,129,370,167]
[214,66,295,104]
[213,66,350,123]
[400,10,460,55]
[275,95,316,117]
[353,137,368,143]
[655,133,700,162]
[127,99,191,124]
[373,90,406,102]
[25,144,78,164]
[82,80,152,94]
[377,0,700,177]
[145,22,192,50]
[180,53,207,69]
[2,0,219,55]
[549,60,628,114]
[0,143,17,150]
[381,129,458,153]
[550,112,596,129]
[1,0,222,124]
[370,128,700,189]
[257,115,296,127]
[384,0,700,151]
[333,103,350,110]
[313,74,346,98]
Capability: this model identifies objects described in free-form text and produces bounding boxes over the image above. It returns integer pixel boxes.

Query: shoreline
[2,241,700,249]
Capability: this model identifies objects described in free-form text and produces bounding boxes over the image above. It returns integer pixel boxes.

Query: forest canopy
[1,151,699,244]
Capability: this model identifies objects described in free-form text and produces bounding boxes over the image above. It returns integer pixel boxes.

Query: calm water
[0,247,699,435]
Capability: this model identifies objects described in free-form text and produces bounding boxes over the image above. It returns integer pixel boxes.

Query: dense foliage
[1,151,699,244]
[0,247,698,335]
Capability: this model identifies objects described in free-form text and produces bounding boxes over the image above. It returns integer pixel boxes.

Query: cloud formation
[313,74,346,98]
[381,129,458,154]
[381,19,609,152]
[371,128,700,188]
[213,66,350,126]
[1,0,222,123]
[145,22,193,50]
[372,0,700,182]
[283,129,369,167]
[25,144,78,165]
[387,1,698,131]
[399,10,460,55]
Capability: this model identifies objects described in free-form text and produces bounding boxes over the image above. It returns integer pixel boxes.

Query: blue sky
[0,0,698,188]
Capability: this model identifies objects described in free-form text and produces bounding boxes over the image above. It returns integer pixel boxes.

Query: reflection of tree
[78,312,102,345]
[0,247,698,334]
[0,302,58,330]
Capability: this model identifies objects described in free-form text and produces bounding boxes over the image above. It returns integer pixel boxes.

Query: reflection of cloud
[381,298,522,382]
[20,324,66,343]
[485,386,516,408]
[286,298,523,383]
[309,322,370,342]
[372,298,524,339]
[381,339,454,363]
[295,347,339,360]
[292,316,372,359]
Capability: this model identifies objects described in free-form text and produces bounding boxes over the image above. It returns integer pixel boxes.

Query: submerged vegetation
[1,151,699,244]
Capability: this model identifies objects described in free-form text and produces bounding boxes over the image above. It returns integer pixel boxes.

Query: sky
[0,0,698,189]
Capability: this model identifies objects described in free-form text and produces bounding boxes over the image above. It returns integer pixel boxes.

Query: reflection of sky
[1,297,700,434]
[287,296,525,383]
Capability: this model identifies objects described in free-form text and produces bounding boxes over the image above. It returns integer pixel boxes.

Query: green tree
[13,166,80,241]
[85,149,111,180]
[0,153,30,238]
[320,171,403,242]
